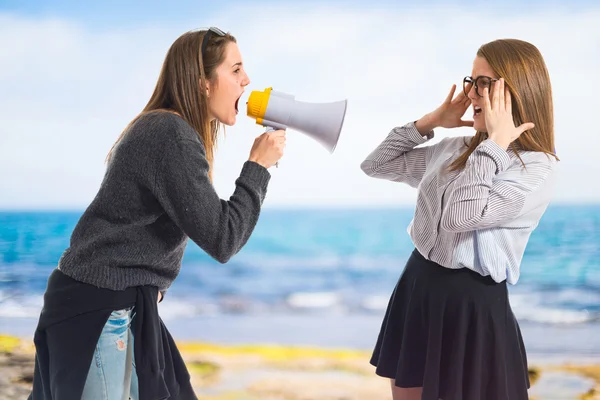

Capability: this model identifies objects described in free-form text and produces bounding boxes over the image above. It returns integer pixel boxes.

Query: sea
[1,205,599,362]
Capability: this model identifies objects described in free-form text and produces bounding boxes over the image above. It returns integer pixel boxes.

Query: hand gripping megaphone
[246,87,348,153]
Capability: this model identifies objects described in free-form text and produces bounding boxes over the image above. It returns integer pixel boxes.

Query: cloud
[1,4,598,209]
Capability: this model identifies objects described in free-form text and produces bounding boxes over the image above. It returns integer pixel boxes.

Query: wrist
[487,134,510,150]
[248,158,269,169]
[414,114,438,137]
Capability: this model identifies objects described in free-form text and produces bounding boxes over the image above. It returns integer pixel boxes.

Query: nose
[467,83,477,100]
[242,71,250,87]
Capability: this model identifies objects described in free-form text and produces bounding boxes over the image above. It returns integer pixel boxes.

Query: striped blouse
[360,121,558,284]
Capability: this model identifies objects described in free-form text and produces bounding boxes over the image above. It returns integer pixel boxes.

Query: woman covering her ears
[362,38,558,400]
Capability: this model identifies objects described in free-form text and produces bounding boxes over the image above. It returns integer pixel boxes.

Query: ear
[204,79,211,98]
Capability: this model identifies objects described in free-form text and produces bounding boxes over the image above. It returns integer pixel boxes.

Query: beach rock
[0,351,35,400]
[529,370,597,400]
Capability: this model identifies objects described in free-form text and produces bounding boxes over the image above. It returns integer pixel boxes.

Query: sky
[1,0,599,209]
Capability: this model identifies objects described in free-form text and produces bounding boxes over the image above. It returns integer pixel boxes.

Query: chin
[473,122,486,133]
[219,116,236,126]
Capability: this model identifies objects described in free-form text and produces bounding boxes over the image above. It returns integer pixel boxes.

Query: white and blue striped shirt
[360,121,557,284]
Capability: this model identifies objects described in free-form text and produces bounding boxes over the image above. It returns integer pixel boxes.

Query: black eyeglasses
[201,27,226,57]
[463,75,499,98]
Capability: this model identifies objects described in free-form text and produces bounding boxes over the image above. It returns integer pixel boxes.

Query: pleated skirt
[370,249,530,400]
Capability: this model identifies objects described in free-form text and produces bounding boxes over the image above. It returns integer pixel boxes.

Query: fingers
[256,129,286,140]
[497,79,504,111]
[517,122,535,135]
[483,87,492,112]
[504,85,512,114]
[269,129,286,137]
[271,130,286,147]
[444,84,457,104]
[451,84,471,105]
[273,130,286,144]
[249,129,285,169]
[458,85,472,107]
[492,80,500,111]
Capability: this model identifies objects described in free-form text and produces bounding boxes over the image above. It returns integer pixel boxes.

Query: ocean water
[1,205,599,358]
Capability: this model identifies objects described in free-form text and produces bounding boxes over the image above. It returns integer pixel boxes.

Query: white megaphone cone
[246,87,348,153]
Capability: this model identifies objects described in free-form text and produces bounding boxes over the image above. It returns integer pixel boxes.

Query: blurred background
[1,0,599,398]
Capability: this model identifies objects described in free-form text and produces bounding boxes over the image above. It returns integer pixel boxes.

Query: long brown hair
[449,39,559,172]
[106,29,236,181]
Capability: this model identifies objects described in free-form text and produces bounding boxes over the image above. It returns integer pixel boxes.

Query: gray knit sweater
[58,111,271,292]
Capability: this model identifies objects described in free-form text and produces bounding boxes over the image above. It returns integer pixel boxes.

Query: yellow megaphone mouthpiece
[246,87,272,126]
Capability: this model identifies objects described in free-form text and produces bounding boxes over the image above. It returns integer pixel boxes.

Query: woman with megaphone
[27,27,285,400]
[361,38,558,400]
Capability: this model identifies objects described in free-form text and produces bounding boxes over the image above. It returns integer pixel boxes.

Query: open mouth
[474,106,482,117]
[235,93,243,114]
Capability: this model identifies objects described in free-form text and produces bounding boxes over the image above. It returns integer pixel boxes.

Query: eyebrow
[232,62,242,68]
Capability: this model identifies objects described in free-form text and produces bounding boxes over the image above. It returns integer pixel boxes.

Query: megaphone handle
[264,126,278,168]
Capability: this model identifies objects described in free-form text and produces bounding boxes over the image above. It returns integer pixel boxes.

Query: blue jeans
[82,307,139,400]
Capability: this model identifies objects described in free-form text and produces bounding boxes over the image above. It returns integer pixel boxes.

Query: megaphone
[246,87,348,153]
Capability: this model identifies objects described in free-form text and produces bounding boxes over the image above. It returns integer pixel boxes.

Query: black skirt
[370,249,530,400]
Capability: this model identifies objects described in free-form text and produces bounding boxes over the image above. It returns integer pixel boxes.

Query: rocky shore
[1,334,598,400]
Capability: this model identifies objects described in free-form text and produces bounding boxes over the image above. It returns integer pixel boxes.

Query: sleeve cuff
[405,121,434,143]
[241,161,271,189]
[477,139,511,173]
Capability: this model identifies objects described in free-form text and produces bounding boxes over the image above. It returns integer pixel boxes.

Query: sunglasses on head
[201,27,226,56]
